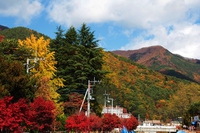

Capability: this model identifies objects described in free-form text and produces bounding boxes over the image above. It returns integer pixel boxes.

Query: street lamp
[103,91,109,113]
[107,98,113,114]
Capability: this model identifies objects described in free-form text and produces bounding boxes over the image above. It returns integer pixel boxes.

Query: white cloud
[46,0,200,59]
[46,0,200,27]
[47,0,119,27]
[123,29,134,38]
[121,23,200,59]
[1,0,200,59]
[97,36,107,49]
[0,0,43,24]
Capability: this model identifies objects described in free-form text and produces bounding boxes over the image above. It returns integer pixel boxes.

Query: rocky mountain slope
[112,45,200,83]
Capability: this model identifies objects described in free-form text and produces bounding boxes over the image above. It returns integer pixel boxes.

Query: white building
[102,106,131,118]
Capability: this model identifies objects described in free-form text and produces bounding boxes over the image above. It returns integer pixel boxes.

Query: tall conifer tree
[77,23,105,84]
[51,24,105,103]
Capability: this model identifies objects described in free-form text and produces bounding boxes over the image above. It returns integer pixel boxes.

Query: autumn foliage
[63,92,87,115]
[65,113,88,132]
[101,113,121,132]
[120,115,139,131]
[65,113,138,132]
[0,35,4,42]
[0,96,55,132]
[29,97,56,131]
[65,113,103,132]
[88,113,102,131]
[0,97,29,132]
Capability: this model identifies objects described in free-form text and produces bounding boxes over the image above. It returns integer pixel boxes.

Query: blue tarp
[177,130,186,133]
[121,126,128,133]
[192,121,196,125]
[121,126,136,133]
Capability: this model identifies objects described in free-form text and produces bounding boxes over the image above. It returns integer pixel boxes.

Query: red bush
[29,97,56,131]
[88,113,102,131]
[0,97,29,132]
[120,115,139,131]
[101,113,120,132]
[65,113,89,132]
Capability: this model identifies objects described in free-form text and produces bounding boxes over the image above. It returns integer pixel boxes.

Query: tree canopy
[51,24,106,104]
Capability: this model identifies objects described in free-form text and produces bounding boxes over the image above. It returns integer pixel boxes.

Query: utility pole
[26,51,45,73]
[87,77,100,117]
[103,90,109,108]
[87,80,91,117]
[138,114,140,125]
[79,77,100,117]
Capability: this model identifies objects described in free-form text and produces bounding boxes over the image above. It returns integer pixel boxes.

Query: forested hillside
[112,46,200,83]
[95,52,200,122]
[0,26,50,40]
[0,25,9,30]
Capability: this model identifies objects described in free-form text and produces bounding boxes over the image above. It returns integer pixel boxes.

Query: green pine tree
[51,24,106,103]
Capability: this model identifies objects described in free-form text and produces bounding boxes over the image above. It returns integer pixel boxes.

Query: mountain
[0,26,50,40]
[112,45,200,83]
[96,51,200,121]
[0,25,9,31]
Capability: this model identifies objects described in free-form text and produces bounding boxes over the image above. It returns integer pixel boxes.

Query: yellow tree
[167,82,200,120]
[18,34,64,115]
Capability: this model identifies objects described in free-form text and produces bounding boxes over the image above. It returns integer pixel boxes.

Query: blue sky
[1,0,200,59]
